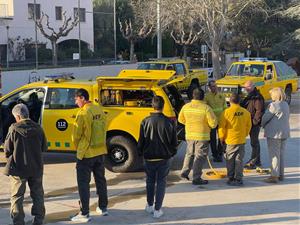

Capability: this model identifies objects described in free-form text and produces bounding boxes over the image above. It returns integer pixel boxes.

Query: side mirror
[265,73,272,80]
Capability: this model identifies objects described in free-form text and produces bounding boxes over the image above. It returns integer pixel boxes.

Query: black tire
[285,86,292,105]
[105,135,142,173]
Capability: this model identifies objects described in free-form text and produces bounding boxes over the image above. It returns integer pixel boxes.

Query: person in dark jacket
[241,81,265,169]
[4,103,47,225]
[137,96,177,218]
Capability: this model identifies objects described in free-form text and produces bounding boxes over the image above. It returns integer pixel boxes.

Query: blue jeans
[144,159,170,210]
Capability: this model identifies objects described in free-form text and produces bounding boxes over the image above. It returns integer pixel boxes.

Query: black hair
[193,88,204,100]
[230,93,240,104]
[75,88,89,101]
[152,96,164,111]
[208,80,216,87]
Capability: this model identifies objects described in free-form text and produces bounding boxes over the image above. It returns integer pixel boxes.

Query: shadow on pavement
[44,199,299,225]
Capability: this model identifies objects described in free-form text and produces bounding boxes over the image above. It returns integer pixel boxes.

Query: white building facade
[0,0,94,61]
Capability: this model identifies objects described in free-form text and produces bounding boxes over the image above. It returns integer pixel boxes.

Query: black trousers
[248,125,261,166]
[76,155,108,215]
[210,126,223,159]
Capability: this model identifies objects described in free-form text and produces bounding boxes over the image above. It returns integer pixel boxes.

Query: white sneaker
[153,209,164,218]
[96,206,109,216]
[70,212,91,222]
[145,203,154,214]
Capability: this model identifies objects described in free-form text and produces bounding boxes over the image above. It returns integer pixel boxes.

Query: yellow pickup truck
[0,70,185,172]
[137,59,208,95]
[216,58,298,104]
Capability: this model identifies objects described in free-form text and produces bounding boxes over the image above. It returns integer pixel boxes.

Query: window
[55,6,62,20]
[74,8,86,22]
[101,90,154,107]
[2,88,45,107]
[28,3,40,20]
[1,88,45,125]
[45,88,78,109]
[174,64,186,75]
[227,64,265,77]
[274,62,297,80]
[0,4,8,17]
[137,63,166,70]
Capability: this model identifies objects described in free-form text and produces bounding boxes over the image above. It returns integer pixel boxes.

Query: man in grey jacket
[4,104,47,225]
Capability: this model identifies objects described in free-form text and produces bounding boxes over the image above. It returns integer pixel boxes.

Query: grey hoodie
[4,119,47,177]
[261,101,290,139]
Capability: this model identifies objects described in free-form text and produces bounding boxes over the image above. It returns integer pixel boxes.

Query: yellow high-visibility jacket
[204,92,227,122]
[178,100,217,141]
[218,103,252,145]
[72,102,107,160]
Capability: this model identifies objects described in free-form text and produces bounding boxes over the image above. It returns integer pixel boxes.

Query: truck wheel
[105,135,142,172]
[285,86,292,105]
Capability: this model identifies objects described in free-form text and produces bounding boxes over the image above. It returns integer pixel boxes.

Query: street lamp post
[33,0,39,70]
[157,0,162,59]
[78,0,81,67]
[6,25,9,68]
[34,0,38,70]
[113,0,117,61]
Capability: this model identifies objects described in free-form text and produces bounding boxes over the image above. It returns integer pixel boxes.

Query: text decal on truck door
[56,119,68,131]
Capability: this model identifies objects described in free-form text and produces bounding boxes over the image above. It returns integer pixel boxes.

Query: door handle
[104,111,108,114]
[126,112,133,115]
[71,115,76,118]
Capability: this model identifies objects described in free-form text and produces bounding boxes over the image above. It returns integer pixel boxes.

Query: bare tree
[282,1,300,40]
[119,0,153,62]
[166,1,203,59]
[251,36,270,57]
[35,11,79,66]
[171,24,203,59]
[184,0,266,78]
[119,19,152,62]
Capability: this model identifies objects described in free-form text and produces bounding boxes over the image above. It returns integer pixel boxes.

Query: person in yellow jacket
[70,88,108,222]
[178,88,218,185]
[204,80,227,162]
[218,93,252,186]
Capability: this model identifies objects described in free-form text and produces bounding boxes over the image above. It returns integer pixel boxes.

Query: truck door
[262,64,276,100]
[41,88,80,151]
[0,88,46,144]
[173,63,188,90]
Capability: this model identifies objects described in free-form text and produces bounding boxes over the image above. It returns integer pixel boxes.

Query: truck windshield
[227,64,265,77]
[137,63,165,70]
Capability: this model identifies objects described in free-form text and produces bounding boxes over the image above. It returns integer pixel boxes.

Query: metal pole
[6,25,9,68]
[157,0,162,59]
[78,0,81,67]
[34,0,38,70]
[207,48,209,67]
[113,0,117,61]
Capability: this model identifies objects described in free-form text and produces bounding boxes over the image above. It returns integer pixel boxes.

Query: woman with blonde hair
[261,87,290,183]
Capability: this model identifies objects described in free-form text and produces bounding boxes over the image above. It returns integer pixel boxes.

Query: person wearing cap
[179,88,218,185]
[4,103,47,225]
[219,94,252,186]
[204,80,227,162]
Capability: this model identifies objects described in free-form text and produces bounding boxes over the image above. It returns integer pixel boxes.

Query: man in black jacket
[137,96,177,219]
[4,104,47,225]
[241,81,265,169]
